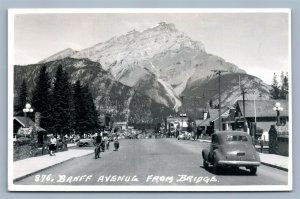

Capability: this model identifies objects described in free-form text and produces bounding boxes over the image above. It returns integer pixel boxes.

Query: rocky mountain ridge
[21,22,272,121]
[15,58,175,125]
[39,22,250,111]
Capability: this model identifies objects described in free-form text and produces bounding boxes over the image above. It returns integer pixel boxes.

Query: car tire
[213,161,221,175]
[250,167,257,175]
[203,160,209,170]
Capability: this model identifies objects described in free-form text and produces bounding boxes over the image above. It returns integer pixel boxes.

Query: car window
[226,135,248,142]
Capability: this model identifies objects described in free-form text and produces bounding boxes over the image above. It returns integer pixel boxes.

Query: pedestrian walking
[94,134,102,159]
[49,135,57,156]
[104,136,109,150]
[114,137,119,151]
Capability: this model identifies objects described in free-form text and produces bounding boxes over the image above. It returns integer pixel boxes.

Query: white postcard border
[8,8,292,192]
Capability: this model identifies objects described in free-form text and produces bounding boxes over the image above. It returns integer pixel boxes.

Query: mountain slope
[68,22,245,110]
[14,58,175,125]
[39,48,78,64]
[37,22,270,113]
[181,73,271,119]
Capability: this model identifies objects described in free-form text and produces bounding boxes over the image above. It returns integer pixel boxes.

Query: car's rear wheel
[203,160,208,169]
[250,167,257,175]
[213,161,221,174]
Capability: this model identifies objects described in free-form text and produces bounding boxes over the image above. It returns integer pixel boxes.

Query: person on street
[49,135,57,156]
[114,137,119,151]
[104,136,109,150]
[94,134,102,159]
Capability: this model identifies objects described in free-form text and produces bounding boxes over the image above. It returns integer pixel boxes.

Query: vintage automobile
[77,138,95,147]
[202,131,260,175]
[177,133,186,140]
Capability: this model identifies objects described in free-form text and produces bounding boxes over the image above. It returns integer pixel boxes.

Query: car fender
[212,149,224,164]
[202,148,209,161]
[255,151,261,162]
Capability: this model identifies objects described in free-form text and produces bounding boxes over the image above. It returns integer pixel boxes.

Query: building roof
[237,100,289,118]
[195,119,204,126]
[14,116,46,132]
[199,109,228,126]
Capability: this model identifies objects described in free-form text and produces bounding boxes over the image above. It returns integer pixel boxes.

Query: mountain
[39,48,78,64]
[181,73,271,118]
[14,58,175,125]
[32,22,271,118]
[39,22,245,111]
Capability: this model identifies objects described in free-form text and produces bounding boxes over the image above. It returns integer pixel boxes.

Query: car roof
[213,131,252,143]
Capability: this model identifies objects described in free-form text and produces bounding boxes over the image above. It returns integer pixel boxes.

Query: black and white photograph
[8,9,292,191]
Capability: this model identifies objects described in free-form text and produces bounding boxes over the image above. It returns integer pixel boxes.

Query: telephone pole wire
[211,69,227,131]
[241,88,247,132]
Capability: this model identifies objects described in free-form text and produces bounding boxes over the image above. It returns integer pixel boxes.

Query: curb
[13,151,94,183]
[260,161,288,172]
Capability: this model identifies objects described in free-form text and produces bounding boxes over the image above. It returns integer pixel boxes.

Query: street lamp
[273,102,283,125]
[23,103,34,127]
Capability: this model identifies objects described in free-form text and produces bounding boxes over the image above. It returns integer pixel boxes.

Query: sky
[13,11,290,84]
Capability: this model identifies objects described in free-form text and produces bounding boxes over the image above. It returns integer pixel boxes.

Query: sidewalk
[258,152,289,171]
[197,138,289,171]
[13,148,94,182]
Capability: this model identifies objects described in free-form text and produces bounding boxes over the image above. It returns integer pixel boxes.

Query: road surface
[16,138,288,186]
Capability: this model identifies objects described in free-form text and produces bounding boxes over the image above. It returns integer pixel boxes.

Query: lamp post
[23,103,33,138]
[273,102,283,126]
[23,103,34,127]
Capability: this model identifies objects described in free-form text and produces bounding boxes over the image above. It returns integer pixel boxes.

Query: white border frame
[8,8,292,192]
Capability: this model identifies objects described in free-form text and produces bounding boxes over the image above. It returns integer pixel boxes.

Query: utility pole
[211,70,227,131]
[180,95,184,129]
[241,88,247,132]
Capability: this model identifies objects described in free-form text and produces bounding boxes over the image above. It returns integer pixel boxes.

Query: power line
[211,70,227,131]
[241,88,247,131]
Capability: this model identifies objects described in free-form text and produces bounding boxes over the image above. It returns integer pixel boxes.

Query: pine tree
[280,72,289,99]
[270,73,280,99]
[82,85,99,132]
[50,65,73,137]
[73,81,99,137]
[31,65,52,129]
[73,80,87,136]
[15,80,28,116]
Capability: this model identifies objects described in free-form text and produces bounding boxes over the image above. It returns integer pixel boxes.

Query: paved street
[15,138,288,186]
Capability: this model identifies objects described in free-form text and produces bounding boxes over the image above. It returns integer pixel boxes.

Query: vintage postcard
[8,8,292,191]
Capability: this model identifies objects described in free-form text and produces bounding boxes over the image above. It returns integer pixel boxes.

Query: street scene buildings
[9,10,291,191]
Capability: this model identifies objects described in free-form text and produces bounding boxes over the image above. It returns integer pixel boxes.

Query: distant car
[77,138,95,147]
[177,133,186,140]
[56,139,64,149]
[202,131,260,175]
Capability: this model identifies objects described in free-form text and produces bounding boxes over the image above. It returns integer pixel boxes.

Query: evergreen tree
[82,85,99,131]
[50,65,73,137]
[15,80,28,116]
[280,72,289,99]
[73,81,99,137]
[270,73,280,99]
[31,65,52,129]
[73,80,87,136]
